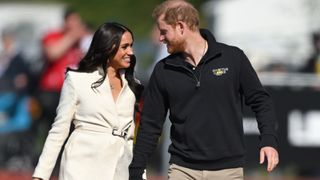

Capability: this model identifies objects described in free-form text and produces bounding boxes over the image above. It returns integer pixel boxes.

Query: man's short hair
[152,0,199,31]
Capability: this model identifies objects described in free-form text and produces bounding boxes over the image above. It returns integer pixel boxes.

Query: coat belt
[75,125,130,139]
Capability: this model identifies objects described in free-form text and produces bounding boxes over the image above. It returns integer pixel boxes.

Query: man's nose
[159,35,165,42]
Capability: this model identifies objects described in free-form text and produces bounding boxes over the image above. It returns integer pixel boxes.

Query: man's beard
[167,39,184,54]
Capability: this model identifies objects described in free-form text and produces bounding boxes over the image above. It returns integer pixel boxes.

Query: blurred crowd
[0,8,92,174]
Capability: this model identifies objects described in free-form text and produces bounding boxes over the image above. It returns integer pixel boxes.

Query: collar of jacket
[96,66,127,83]
[97,66,125,76]
[164,28,222,67]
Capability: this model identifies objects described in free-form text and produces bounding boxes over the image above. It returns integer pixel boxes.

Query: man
[39,8,86,93]
[130,1,279,179]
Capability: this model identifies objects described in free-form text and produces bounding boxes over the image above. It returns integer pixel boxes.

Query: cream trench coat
[33,69,136,180]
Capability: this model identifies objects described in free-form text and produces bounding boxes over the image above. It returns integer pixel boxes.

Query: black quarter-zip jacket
[130,29,277,177]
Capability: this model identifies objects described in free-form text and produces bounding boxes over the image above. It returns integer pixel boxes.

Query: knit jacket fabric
[129,29,277,179]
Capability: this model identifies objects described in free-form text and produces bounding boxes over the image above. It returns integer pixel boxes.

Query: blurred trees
[1,0,208,39]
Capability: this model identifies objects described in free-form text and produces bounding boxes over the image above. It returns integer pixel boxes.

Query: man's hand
[129,167,146,180]
[260,146,279,172]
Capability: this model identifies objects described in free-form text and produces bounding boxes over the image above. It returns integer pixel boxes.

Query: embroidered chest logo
[212,68,229,76]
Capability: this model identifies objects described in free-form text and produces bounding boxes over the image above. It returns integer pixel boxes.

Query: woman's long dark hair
[68,22,143,100]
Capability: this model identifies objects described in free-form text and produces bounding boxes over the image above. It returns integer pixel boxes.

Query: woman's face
[109,31,134,69]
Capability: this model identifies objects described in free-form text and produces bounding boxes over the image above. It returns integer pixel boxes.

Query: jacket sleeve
[238,50,278,149]
[129,63,168,179]
[33,73,77,180]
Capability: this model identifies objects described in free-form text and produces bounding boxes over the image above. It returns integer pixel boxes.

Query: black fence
[244,73,320,171]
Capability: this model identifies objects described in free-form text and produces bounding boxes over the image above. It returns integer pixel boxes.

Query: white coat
[33,68,136,180]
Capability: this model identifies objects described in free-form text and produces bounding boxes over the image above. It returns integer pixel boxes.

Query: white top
[33,69,136,180]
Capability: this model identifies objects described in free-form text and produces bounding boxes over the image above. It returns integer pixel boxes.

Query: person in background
[0,27,33,170]
[300,32,320,75]
[0,29,30,94]
[34,8,87,152]
[32,22,143,180]
[129,1,279,180]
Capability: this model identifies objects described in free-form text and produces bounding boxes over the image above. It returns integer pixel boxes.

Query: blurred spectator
[0,28,31,94]
[300,32,320,74]
[0,28,32,133]
[38,8,87,92]
[34,8,87,157]
[0,28,33,171]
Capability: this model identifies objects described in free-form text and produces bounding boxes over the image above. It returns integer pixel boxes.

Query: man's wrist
[259,134,278,150]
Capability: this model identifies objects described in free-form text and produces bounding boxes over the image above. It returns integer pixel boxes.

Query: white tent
[203,0,320,71]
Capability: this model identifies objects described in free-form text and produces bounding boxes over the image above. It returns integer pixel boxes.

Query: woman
[32,22,143,180]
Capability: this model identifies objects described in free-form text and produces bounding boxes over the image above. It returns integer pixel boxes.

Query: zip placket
[166,62,201,88]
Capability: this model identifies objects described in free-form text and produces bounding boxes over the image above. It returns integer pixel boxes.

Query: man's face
[157,15,184,54]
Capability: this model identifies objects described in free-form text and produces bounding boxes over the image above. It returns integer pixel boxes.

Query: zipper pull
[196,81,200,88]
